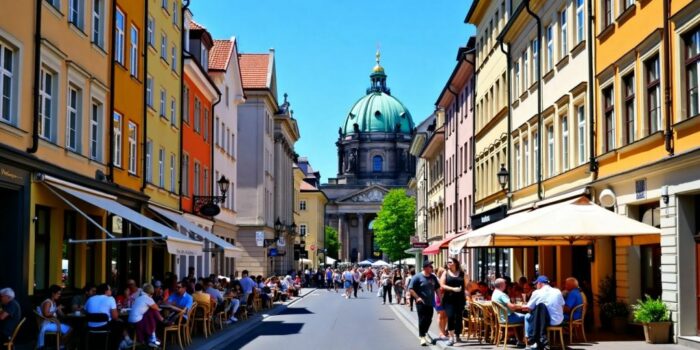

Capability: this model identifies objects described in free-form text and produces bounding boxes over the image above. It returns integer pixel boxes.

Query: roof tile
[209,39,233,71]
[238,53,270,89]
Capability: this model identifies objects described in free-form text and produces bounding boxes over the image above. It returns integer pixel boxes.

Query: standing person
[409,260,440,346]
[342,268,354,299]
[365,267,375,292]
[239,270,257,305]
[352,267,361,298]
[325,267,333,291]
[393,270,404,305]
[405,269,415,311]
[380,267,393,304]
[333,269,342,293]
[439,257,469,345]
[434,266,448,340]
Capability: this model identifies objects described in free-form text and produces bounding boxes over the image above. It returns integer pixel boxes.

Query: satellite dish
[599,188,616,208]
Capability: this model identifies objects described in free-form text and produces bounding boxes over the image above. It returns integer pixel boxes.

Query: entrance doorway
[0,187,23,291]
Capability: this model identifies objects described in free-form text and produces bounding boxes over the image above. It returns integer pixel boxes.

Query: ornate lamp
[193,175,230,216]
[497,164,509,190]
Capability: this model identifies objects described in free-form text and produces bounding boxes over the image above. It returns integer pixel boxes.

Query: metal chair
[3,317,25,350]
[85,313,111,349]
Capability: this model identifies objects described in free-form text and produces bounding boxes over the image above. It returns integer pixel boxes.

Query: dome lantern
[368,49,390,95]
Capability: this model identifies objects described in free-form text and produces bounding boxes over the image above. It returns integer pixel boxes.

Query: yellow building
[295,158,328,269]
[593,0,700,342]
[421,115,446,267]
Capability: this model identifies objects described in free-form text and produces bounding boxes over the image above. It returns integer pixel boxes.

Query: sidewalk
[187,288,316,350]
[388,301,688,350]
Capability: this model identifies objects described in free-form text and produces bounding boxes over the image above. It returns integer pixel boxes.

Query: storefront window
[34,206,51,292]
[63,211,77,288]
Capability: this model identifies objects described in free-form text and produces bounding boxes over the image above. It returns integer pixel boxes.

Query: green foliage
[373,189,416,261]
[601,301,630,318]
[633,295,670,323]
[324,226,340,260]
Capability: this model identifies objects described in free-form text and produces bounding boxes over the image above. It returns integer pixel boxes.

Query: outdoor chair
[190,303,211,338]
[214,298,231,329]
[462,302,479,342]
[492,302,525,350]
[546,324,566,349]
[252,290,262,312]
[183,302,197,346]
[33,309,62,350]
[85,313,110,349]
[237,298,248,320]
[208,300,218,335]
[3,317,25,350]
[162,308,186,350]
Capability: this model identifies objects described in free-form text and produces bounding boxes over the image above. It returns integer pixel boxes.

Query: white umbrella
[393,258,416,266]
[358,259,373,266]
[371,260,390,267]
[298,258,311,264]
[325,256,337,264]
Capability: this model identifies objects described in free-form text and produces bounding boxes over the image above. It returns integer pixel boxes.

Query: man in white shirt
[84,283,118,328]
[521,276,565,348]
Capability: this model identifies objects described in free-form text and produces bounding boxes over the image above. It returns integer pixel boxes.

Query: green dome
[343,92,414,135]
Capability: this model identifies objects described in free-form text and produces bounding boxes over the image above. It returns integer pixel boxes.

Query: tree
[324,226,340,259]
[373,189,416,261]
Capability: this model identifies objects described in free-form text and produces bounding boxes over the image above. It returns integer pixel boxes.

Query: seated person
[71,284,95,313]
[84,283,118,329]
[152,281,164,304]
[492,279,526,347]
[205,279,224,304]
[128,283,162,347]
[477,282,492,300]
[0,288,21,342]
[563,277,584,321]
[125,279,142,307]
[192,283,214,313]
[521,276,565,344]
[166,281,194,319]
[224,288,241,324]
[37,285,72,349]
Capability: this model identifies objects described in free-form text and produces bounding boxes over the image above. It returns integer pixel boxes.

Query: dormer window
[200,45,208,70]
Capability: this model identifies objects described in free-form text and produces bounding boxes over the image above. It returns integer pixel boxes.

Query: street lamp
[193,175,230,216]
[265,217,284,248]
[497,164,509,190]
[289,222,297,236]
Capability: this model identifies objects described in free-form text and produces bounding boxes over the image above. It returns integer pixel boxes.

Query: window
[531,39,538,83]
[158,148,164,187]
[161,0,167,10]
[113,112,122,167]
[623,0,634,10]
[603,86,615,152]
[373,155,383,172]
[169,153,175,192]
[546,24,554,71]
[194,97,200,132]
[46,0,60,10]
[300,224,307,236]
[193,162,200,196]
[115,8,125,64]
[170,97,176,125]
[203,108,209,141]
[577,105,586,165]
[147,16,154,46]
[576,0,585,44]
[562,116,569,171]
[524,138,530,185]
[160,89,165,117]
[200,46,208,71]
[69,0,83,29]
[623,73,635,145]
[225,86,229,106]
[687,28,700,118]
[513,61,520,96]
[92,0,104,47]
[522,51,529,89]
[646,56,661,132]
[299,200,307,211]
[66,86,81,151]
[39,68,54,141]
[128,122,137,174]
[171,45,176,71]
[160,33,167,61]
[514,142,520,189]
[182,154,189,196]
[0,42,15,124]
[547,125,554,177]
[129,25,138,76]
[146,76,153,107]
[560,9,568,57]
[145,139,152,182]
[183,86,189,123]
[172,1,178,26]
[89,101,101,160]
[603,0,613,28]
[533,131,539,179]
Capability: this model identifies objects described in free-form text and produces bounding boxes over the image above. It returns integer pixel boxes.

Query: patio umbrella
[371,260,390,267]
[325,256,336,264]
[358,259,374,266]
[392,258,416,266]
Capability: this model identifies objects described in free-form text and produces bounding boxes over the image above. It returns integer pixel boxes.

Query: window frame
[91,0,104,47]
[577,105,586,165]
[0,42,16,125]
[89,100,102,161]
[66,85,81,152]
[39,68,54,141]
[686,28,700,119]
[113,112,122,167]
[127,121,137,174]
[69,0,83,30]
[115,8,125,65]
[129,24,138,77]
[561,115,569,171]
[546,24,554,71]
[623,73,635,145]
[372,155,383,173]
[147,16,155,47]
[170,97,176,126]
[603,86,616,152]
[547,124,554,177]
[159,88,166,117]
[146,76,153,107]
[145,139,152,182]
[560,8,568,57]
[170,153,176,192]
[645,56,661,133]
[576,0,585,44]
[158,147,165,187]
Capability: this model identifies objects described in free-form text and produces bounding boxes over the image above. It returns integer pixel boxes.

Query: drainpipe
[499,40,512,209]
[471,65,477,217]
[107,0,117,181]
[587,0,598,174]
[524,0,543,200]
[27,0,42,154]
[140,0,149,192]
[179,0,190,211]
[663,0,674,156]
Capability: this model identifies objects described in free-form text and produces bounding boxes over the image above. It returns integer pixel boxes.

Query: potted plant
[633,295,672,344]
[601,301,630,333]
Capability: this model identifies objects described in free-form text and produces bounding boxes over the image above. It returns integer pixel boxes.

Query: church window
[372,155,383,172]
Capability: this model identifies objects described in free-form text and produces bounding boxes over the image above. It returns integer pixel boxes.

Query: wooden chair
[492,302,525,350]
[162,308,186,350]
[568,303,586,343]
[33,310,62,350]
[236,298,248,321]
[191,303,211,338]
[252,290,262,312]
[215,298,231,329]
[208,300,218,334]
[183,302,197,346]
[3,317,25,350]
[462,302,479,342]
[546,325,566,349]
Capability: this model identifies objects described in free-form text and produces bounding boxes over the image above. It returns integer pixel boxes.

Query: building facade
[296,158,328,269]
[422,118,446,267]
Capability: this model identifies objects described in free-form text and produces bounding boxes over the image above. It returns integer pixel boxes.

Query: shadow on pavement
[278,307,314,315]
[222,321,304,349]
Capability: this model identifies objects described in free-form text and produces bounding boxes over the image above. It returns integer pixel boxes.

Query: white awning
[45,182,202,256]
[149,205,241,258]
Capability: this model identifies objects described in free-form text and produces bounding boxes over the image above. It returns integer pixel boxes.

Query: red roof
[238,54,270,89]
[209,40,233,71]
[189,20,205,30]
[300,182,318,191]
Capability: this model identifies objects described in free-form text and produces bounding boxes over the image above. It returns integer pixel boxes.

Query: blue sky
[191,0,475,182]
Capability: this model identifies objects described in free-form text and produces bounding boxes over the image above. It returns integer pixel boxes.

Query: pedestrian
[342,268,354,299]
[408,260,440,346]
[365,267,375,292]
[393,270,404,305]
[434,266,448,340]
[439,257,468,345]
[352,267,361,298]
[380,267,393,304]
[333,269,342,293]
[325,267,333,291]
[405,268,415,310]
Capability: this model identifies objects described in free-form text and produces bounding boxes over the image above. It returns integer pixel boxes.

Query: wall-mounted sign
[277,237,286,247]
[0,164,26,185]
[412,242,429,248]
[255,231,264,247]
[268,248,278,257]
[112,216,123,234]
[636,179,647,200]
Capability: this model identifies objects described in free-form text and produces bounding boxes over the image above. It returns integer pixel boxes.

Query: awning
[149,205,241,258]
[449,196,661,250]
[45,182,202,256]
[423,233,466,255]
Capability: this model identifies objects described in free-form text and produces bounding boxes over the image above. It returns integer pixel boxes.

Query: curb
[388,303,452,350]
[189,288,317,350]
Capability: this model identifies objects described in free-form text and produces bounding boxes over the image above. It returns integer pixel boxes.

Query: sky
[190,0,475,183]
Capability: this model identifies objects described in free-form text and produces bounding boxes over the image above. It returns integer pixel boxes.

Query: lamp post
[497,164,509,191]
[193,175,230,216]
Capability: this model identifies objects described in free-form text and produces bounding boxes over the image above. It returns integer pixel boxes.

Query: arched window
[373,155,383,172]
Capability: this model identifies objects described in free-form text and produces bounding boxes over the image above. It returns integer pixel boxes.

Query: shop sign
[636,179,646,200]
[412,242,429,248]
[268,248,278,257]
[255,231,264,247]
[112,216,123,234]
[0,164,26,185]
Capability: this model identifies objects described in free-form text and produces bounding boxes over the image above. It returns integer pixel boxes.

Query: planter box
[643,322,672,344]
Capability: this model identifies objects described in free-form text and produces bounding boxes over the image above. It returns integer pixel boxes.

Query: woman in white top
[37,285,71,348]
[128,283,162,347]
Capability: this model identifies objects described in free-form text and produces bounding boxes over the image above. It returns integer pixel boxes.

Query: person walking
[333,269,342,293]
[342,268,354,299]
[439,257,469,345]
[405,268,415,311]
[380,267,393,304]
[434,266,448,340]
[325,267,333,291]
[352,267,361,298]
[393,270,404,305]
[365,268,375,292]
[409,260,440,346]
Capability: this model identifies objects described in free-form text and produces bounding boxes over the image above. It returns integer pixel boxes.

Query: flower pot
[611,316,628,333]
[643,322,672,344]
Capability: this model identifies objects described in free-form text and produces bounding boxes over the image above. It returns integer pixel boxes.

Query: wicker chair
[462,302,480,342]
[214,298,231,329]
[183,302,197,346]
[492,302,525,350]
[190,303,212,338]
[33,310,62,350]
[162,308,186,350]
[3,317,25,350]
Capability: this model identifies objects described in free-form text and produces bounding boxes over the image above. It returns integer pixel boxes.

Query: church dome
[341,51,415,135]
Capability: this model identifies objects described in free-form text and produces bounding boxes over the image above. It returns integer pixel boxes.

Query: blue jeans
[508,312,525,324]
